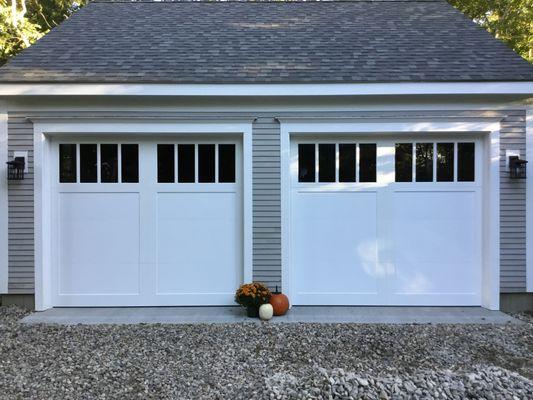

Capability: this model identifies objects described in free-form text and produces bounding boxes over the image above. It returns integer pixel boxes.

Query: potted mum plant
[235,282,272,318]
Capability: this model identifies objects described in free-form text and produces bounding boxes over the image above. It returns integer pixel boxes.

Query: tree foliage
[0,0,87,65]
[448,0,532,62]
[0,0,531,67]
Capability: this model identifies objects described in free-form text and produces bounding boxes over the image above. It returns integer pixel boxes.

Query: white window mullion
[335,143,339,183]
[453,142,458,182]
[76,143,80,183]
[356,143,360,183]
[215,144,219,183]
[117,144,122,183]
[315,143,319,183]
[412,142,416,182]
[433,142,437,182]
[194,144,198,183]
[174,144,178,183]
[96,143,101,183]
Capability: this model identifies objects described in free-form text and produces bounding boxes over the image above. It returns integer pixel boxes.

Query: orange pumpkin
[269,286,289,316]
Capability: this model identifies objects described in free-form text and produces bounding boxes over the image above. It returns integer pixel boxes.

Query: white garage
[50,138,243,306]
[289,136,485,306]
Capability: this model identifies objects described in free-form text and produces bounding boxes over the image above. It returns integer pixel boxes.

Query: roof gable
[0,0,531,83]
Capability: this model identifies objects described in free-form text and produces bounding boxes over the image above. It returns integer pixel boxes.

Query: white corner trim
[33,119,253,311]
[527,107,533,292]
[0,82,532,97]
[0,101,7,294]
[280,117,501,310]
[484,128,501,309]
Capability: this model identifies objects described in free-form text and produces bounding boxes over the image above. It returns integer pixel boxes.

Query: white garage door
[290,137,483,306]
[52,138,242,306]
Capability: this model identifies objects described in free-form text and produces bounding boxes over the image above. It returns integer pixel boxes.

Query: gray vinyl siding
[7,115,34,293]
[499,111,527,292]
[252,118,281,289]
[5,108,528,295]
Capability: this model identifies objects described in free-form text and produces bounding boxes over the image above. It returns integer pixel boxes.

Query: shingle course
[0,0,531,83]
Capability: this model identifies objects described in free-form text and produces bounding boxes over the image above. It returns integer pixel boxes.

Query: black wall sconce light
[509,156,527,179]
[6,157,25,181]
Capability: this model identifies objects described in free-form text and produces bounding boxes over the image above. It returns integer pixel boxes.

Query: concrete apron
[20,306,520,325]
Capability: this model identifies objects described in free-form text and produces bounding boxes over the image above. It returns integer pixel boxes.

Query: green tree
[0,0,88,65]
[449,0,533,62]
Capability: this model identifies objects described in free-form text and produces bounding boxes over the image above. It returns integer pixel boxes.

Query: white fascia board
[0,82,532,97]
[0,100,7,293]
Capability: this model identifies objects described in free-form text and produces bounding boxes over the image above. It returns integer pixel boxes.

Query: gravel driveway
[0,306,532,399]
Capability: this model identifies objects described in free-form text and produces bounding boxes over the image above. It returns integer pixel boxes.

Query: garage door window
[437,143,454,182]
[178,144,195,183]
[121,144,139,183]
[157,144,236,183]
[416,143,433,182]
[395,142,475,183]
[359,144,377,183]
[395,143,413,182]
[339,144,356,182]
[219,144,236,183]
[80,144,97,183]
[318,144,335,182]
[298,143,376,183]
[198,144,216,183]
[101,144,118,183]
[60,143,139,183]
[458,143,475,182]
[59,144,77,183]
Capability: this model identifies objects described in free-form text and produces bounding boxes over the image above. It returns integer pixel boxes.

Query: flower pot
[246,305,259,318]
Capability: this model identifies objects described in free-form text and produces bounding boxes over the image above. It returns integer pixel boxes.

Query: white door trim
[33,119,253,310]
[527,106,533,293]
[280,117,502,310]
[0,100,8,293]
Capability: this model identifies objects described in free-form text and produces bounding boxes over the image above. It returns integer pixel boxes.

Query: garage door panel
[156,192,240,296]
[53,140,243,306]
[391,190,481,296]
[290,138,483,306]
[292,191,379,298]
[58,192,140,295]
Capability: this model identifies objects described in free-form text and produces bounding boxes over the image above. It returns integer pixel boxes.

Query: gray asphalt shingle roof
[0,0,532,83]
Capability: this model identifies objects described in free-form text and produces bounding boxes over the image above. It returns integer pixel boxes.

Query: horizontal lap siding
[7,115,34,293]
[5,109,527,295]
[252,118,281,290]
[499,111,527,292]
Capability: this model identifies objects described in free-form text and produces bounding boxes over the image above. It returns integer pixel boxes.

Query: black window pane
[59,144,76,183]
[100,144,118,183]
[437,143,454,182]
[339,144,356,182]
[395,143,413,182]
[157,144,175,183]
[219,144,235,183]
[80,144,97,183]
[178,144,195,183]
[121,144,139,183]
[318,143,335,182]
[359,144,377,182]
[458,143,475,182]
[298,144,315,182]
[198,144,215,183]
[416,143,433,182]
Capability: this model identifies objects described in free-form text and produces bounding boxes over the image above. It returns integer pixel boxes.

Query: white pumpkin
[259,303,274,320]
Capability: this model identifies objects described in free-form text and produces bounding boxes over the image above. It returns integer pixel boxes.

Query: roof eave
[0,82,532,97]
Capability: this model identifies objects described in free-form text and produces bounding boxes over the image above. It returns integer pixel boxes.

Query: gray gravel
[0,306,532,399]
